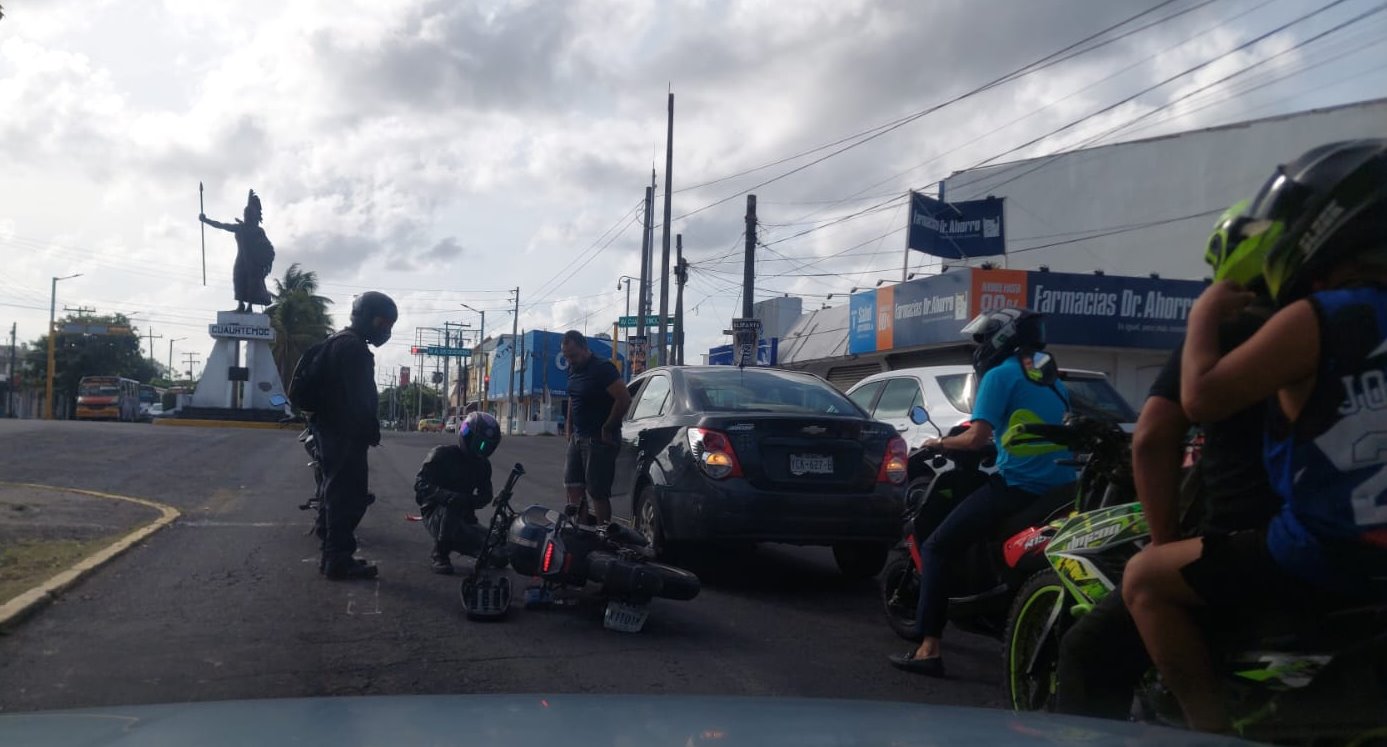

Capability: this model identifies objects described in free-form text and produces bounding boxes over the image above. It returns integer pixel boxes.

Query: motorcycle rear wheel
[879,546,921,642]
[1004,570,1067,712]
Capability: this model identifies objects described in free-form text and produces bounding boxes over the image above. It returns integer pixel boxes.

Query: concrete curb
[153,418,287,430]
[0,483,181,631]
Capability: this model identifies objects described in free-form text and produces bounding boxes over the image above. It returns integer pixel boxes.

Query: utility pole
[441,326,450,421]
[167,337,185,383]
[507,287,520,434]
[637,185,654,344]
[182,352,201,382]
[517,330,527,427]
[657,91,674,367]
[141,328,163,369]
[416,328,424,427]
[674,235,687,365]
[7,322,15,418]
[743,194,757,318]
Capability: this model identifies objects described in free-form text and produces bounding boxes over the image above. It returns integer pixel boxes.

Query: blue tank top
[1264,286,1387,599]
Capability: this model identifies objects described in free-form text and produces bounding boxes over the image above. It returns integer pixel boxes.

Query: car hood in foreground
[0,694,1247,746]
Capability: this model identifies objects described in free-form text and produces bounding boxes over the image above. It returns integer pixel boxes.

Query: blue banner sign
[848,268,1207,354]
[908,191,1006,259]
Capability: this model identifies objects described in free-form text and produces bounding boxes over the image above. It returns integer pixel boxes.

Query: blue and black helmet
[459,412,501,458]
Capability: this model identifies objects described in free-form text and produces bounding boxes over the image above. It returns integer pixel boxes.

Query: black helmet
[458,412,501,458]
[1248,139,1387,306]
[350,291,398,346]
[961,307,1046,376]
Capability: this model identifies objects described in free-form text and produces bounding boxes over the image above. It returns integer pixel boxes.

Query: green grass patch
[0,537,118,606]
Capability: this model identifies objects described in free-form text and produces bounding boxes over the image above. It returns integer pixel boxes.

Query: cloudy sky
[2,0,1384,383]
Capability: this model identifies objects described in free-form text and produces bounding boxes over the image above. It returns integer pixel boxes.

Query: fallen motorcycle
[462,462,701,632]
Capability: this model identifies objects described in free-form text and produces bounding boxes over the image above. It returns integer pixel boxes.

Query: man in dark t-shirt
[561,330,632,525]
[1054,305,1279,719]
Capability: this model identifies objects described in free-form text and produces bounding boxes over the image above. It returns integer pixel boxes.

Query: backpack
[287,333,339,413]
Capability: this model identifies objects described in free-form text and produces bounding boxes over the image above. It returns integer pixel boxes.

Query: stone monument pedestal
[182,311,288,422]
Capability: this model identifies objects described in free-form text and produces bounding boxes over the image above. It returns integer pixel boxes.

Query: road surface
[0,419,1004,712]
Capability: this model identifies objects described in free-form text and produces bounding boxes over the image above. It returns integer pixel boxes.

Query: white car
[444,415,459,433]
[844,364,1137,451]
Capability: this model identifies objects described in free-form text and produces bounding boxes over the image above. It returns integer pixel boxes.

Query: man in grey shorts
[561,330,632,525]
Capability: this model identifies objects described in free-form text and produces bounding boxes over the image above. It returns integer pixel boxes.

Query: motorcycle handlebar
[494,462,526,506]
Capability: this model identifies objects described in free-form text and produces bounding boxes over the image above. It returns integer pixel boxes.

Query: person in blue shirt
[890,307,1075,676]
[1123,140,1387,733]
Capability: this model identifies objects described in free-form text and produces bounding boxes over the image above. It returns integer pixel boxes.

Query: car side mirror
[909,405,929,425]
[269,394,288,407]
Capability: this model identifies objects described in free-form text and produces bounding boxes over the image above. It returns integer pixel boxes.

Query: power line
[667,0,1196,223]
[950,0,1360,193]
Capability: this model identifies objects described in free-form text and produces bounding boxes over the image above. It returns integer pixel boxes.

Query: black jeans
[916,476,1040,639]
[1053,590,1150,719]
[317,428,371,563]
[423,505,488,557]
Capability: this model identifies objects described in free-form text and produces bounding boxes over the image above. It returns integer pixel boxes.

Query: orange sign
[875,286,894,351]
[969,268,1029,316]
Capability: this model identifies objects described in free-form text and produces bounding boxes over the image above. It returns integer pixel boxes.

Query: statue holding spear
[200,188,276,313]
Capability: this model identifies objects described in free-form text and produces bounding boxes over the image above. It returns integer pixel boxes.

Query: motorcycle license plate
[789,453,834,475]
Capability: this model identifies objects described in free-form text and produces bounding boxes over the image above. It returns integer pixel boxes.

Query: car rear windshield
[683,369,861,416]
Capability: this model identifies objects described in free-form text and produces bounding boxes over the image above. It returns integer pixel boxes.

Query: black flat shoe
[887,651,945,677]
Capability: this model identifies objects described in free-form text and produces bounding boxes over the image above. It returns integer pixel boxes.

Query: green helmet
[1203,199,1274,288]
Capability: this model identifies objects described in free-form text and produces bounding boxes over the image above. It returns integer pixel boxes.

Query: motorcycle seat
[996,483,1075,539]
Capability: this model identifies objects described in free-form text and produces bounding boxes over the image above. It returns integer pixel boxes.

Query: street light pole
[46,273,82,420]
[461,303,486,413]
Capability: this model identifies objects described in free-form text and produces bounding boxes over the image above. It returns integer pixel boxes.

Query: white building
[765,99,1387,406]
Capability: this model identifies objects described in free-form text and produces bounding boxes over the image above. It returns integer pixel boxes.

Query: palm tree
[267,264,334,388]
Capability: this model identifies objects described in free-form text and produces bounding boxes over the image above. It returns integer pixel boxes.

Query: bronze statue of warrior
[200,190,276,312]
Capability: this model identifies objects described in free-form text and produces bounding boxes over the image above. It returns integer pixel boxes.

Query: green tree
[25,314,160,418]
[378,383,442,428]
[266,263,334,389]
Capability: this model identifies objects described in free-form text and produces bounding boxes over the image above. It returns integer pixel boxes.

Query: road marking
[0,482,181,630]
[176,520,295,528]
[345,579,383,616]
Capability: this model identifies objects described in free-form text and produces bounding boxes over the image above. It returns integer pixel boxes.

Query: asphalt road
[0,419,1004,713]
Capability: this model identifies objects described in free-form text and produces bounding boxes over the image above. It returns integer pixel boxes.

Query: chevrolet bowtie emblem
[801,426,826,435]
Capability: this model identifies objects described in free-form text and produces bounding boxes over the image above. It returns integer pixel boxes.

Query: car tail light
[687,427,743,479]
[878,435,908,484]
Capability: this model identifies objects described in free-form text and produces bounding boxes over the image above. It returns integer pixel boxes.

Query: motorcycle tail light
[541,540,557,574]
[878,435,908,484]
[687,427,743,480]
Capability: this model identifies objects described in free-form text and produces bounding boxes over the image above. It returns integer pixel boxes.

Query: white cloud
[1,0,1382,380]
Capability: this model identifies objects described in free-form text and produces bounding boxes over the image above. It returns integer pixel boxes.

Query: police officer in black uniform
[316,291,397,580]
[414,412,504,574]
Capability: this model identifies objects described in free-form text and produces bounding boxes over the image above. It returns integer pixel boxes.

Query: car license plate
[789,453,834,476]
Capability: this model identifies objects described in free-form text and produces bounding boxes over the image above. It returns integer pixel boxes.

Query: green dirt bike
[1002,417,1387,744]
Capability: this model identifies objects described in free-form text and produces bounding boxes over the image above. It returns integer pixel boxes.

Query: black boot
[323,555,378,580]
[430,543,454,575]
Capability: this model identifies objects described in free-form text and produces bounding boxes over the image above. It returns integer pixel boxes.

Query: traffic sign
[424,346,472,357]
[618,315,667,329]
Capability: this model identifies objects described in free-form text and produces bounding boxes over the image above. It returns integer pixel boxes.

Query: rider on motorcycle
[1123,139,1387,733]
[1054,204,1281,719]
[414,412,505,575]
[889,307,1076,676]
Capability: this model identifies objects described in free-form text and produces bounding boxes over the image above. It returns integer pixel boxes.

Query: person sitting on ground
[414,412,504,575]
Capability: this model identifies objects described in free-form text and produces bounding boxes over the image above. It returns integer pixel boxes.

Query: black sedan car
[610,366,908,577]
